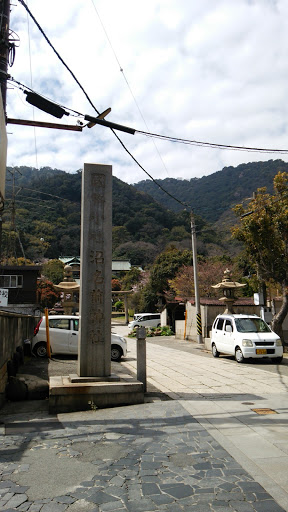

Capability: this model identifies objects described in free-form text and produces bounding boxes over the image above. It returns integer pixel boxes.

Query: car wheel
[274,356,283,364]
[111,345,122,362]
[212,343,219,358]
[34,342,47,358]
[235,347,244,363]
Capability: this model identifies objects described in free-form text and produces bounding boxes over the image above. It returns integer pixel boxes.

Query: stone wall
[0,311,35,407]
[176,303,261,341]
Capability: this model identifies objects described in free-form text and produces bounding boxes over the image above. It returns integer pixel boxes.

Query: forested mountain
[3,166,221,267]
[134,160,288,223]
[3,160,281,267]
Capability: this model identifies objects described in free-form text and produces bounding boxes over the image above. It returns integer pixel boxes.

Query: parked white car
[211,313,283,363]
[31,315,127,361]
[128,313,161,332]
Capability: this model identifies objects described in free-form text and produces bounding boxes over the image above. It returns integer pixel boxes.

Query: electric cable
[5,199,58,210]
[8,78,82,117]
[26,7,39,170]
[136,129,288,154]
[17,0,288,213]
[17,0,101,116]
[16,0,190,210]
[5,183,81,204]
[11,74,288,157]
[90,0,171,178]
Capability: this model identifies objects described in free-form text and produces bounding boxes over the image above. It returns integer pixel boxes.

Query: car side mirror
[225,325,232,333]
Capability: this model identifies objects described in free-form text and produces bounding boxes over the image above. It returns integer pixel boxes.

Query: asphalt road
[45,334,288,380]
[19,329,288,394]
[147,335,288,375]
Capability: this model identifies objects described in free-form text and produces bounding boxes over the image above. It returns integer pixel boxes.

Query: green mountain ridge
[4,166,209,266]
[3,160,283,266]
[134,159,287,223]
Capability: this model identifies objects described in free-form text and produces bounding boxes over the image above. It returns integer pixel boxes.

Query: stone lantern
[211,268,246,313]
[54,265,80,315]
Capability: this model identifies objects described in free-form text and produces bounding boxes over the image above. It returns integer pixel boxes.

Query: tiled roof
[174,296,255,306]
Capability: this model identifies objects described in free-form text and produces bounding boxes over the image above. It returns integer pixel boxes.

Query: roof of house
[174,296,256,306]
[59,257,80,265]
[59,257,131,272]
[112,260,131,271]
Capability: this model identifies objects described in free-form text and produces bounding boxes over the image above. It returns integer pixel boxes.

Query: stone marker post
[78,163,112,378]
[136,326,147,392]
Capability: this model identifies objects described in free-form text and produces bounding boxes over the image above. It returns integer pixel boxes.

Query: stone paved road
[1,327,288,511]
[0,400,285,512]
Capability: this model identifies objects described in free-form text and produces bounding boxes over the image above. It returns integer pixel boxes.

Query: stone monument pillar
[78,163,112,377]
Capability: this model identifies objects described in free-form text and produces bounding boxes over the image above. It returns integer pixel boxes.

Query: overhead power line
[90,0,171,178]
[16,0,288,214]
[136,130,288,155]
[11,77,288,156]
[14,1,189,210]
[17,0,101,116]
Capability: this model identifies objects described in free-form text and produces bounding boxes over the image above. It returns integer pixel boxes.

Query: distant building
[59,257,132,282]
[111,259,131,277]
[0,265,41,315]
[59,257,80,283]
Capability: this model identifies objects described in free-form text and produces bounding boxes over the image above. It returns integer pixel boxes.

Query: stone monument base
[49,375,144,414]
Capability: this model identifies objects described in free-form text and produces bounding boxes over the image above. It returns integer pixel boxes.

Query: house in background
[59,257,80,284]
[167,296,260,345]
[111,259,131,277]
[59,257,132,283]
[0,265,41,315]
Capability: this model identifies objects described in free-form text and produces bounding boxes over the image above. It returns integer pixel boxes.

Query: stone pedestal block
[49,376,144,414]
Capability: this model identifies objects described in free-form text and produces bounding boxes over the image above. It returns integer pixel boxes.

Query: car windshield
[235,318,271,333]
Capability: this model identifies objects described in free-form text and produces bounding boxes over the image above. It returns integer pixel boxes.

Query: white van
[128,313,161,332]
[211,313,283,363]
[31,315,127,361]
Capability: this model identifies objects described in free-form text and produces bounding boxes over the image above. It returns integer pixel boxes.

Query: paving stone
[140,475,159,483]
[150,493,175,505]
[55,495,76,504]
[142,483,161,496]
[161,503,185,512]
[3,493,28,508]
[252,501,286,512]
[99,500,126,511]
[194,487,215,494]
[86,491,121,505]
[41,502,68,512]
[18,502,31,511]
[0,400,286,512]
[14,486,30,493]
[0,491,14,502]
[229,501,256,512]
[28,504,43,512]
[238,482,266,493]
[217,482,238,492]
[160,483,194,499]
[125,498,156,511]
[211,501,232,509]
[183,505,212,512]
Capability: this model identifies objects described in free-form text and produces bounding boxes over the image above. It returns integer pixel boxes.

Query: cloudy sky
[6,0,288,184]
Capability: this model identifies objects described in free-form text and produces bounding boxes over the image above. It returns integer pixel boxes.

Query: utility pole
[7,168,21,259]
[0,0,10,261]
[190,210,203,344]
[0,0,10,115]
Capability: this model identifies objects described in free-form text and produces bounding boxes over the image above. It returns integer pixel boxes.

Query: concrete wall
[160,309,168,327]
[176,303,261,341]
[0,311,35,407]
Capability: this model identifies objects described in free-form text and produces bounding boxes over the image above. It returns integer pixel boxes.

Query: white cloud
[5,0,288,184]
